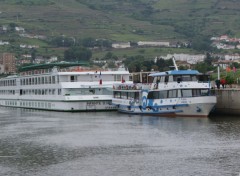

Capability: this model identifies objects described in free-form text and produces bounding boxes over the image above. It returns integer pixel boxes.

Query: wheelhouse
[147,89,210,99]
[149,70,210,84]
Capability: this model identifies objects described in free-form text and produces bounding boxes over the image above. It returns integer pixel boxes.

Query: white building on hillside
[163,54,205,64]
[224,54,240,60]
[0,41,9,45]
[48,56,58,63]
[15,27,25,33]
[138,41,170,47]
[112,42,131,49]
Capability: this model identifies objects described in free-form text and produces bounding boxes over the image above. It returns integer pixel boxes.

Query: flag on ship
[121,75,125,83]
[99,71,102,85]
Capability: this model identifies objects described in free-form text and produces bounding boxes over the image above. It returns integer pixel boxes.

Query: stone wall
[213,89,240,115]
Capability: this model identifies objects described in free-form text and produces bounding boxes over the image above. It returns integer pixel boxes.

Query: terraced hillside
[0,0,240,42]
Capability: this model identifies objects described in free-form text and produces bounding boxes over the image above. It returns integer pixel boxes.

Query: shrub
[225,74,234,85]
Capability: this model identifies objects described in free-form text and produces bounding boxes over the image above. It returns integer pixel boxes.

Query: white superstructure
[0,66,131,112]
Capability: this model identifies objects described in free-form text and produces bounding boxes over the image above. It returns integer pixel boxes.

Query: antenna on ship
[172,56,178,70]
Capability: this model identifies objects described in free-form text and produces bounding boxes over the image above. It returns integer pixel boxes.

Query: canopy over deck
[18,62,89,72]
[149,70,200,77]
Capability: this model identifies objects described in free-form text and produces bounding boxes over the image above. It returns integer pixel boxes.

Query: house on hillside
[34,56,45,64]
[20,44,39,49]
[17,59,31,65]
[15,27,25,33]
[224,45,235,50]
[210,37,220,41]
[220,35,229,41]
[0,41,9,45]
[137,41,170,47]
[0,25,7,34]
[47,56,58,63]
[224,54,240,61]
[164,54,205,64]
[213,60,234,69]
[112,42,131,49]
[22,54,32,59]
[176,60,192,69]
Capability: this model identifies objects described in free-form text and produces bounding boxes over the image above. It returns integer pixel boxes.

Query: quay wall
[213,89,240,115]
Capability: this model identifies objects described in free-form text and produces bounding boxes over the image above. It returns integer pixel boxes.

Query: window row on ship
[153,75,209,84]
[0,74,124,87]
[20,76,59,85]
[0,79,16,87]
[113,89,210,99]
[5,100,52,109]
[20,89,61,95]
[0,90,15,95]
[0,88,112,96]
[0,89,62,95]
[0,76,59,87]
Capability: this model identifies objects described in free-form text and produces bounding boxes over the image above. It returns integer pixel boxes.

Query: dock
[212,87,240,115]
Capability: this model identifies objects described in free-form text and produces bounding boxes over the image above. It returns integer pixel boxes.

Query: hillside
[1,0,240,42]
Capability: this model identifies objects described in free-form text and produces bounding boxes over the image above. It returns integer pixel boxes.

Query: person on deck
[220,78,226,89]
[215,79,220,89]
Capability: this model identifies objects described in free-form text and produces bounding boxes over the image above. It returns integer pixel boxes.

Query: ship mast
[172,56,178,70]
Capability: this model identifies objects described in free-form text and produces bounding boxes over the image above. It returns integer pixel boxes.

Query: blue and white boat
[112,60,216,117]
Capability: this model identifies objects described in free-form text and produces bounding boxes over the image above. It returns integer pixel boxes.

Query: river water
[0,107,240,176]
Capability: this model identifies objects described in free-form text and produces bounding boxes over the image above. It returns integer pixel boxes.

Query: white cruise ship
[0,65,131,112]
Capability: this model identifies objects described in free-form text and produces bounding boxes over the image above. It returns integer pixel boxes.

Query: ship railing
[113,83,152,90]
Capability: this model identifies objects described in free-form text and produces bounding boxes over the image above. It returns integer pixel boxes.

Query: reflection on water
[0,107,240,176]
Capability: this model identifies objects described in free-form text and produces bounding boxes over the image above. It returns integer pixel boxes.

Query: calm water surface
[0,107,240,176]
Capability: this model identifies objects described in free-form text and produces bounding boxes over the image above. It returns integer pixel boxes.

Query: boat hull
[0,99,117,112]
[114,96,216,117]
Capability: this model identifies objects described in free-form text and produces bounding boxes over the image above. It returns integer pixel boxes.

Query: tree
[64,46,92,62]
[191,35,212,52]
[31,48,37,63]
[9,23,16,32]
[232,62,240,69]
[204,52,212,65]
[123,56,175,72]
[151,65,159,71]
[95,39,112,48]
[179,65,189,70]
[194,62,209,73]
[103,52,118,60]
[194,53,215,73]
[82,37,95,47]
[155,58,166,71]
[225,73,235,85]
[107,61,116,68]
[128,63,137,72]
[50,36,76,47]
